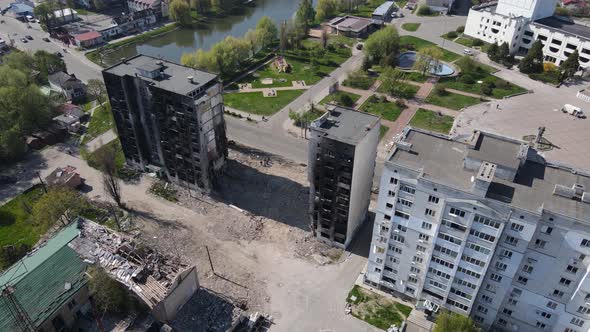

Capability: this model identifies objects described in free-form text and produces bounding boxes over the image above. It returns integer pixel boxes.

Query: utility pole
[205,245,215,275]
[36,172,47,193]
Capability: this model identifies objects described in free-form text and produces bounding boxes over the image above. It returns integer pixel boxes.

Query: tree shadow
[129,208,188,231]
[0,152,51,204]
[0,211,16,226]
[171,288,241,332]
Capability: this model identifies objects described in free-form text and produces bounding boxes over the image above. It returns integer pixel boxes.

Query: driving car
[55,51,63,57]
[463,49,473,56]
[20,38,27,43]
[42,37,50,42]
[25,35,33,40]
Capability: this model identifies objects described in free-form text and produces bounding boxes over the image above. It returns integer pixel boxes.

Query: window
[466,242,490,255]
[441,219,467,232]
[434,244,458,258]
[505,236,519,246]
[388,190,395,197]
[408,276,418,284]
[535,239,547,249]
[481,294,492,303]
[437,232,462,245]
[490,273,503,282]
[498,318,507,326]
[517,276,528,285]
[566,265,579,274]
[400,184,415,195]
[392,234,405,243]
[413,256,424,264]
[474,215,500,229]
[389,177,398,185]
[376,258,383,264]
[386,203,393,209]
[507,298,518,306]
[394,247,402,254]
[384,214,391,221]
[449,207,466,218]
[582,239,590,247]
[535,321,546,329]
[429,279,447,290]
[431,256,454,269]
[405,286,415,295]
[416,245,427,252]
[540,225,553,235]
[394,210,410,220]
[429,267,451,280]
[553,289,564,298]
[571,317,584,327]
[565,328,579,332]
[398,198,413,208]
[397,225,407,232]
[500,249,513,258]
[461,254,486,267]
[418,233,430,242]
[457,266,481,279]
[560,277,572,286]
[428,195,439,204]
[454,278,477,289]
[422,222,432,230]
[469,229,496,242]
[473,315,484,324]
[577,306,590,315]
[387,255,399,264]
[495,262,507,271]
[375,267,382,273]
[546,301,557,310]
[446,298,469,311]
[450,287,472,300]
[375,246,385,254]
[522,264,534,273]
[511,223,524,232]
[502,308,513,316]
[410,266,421,274]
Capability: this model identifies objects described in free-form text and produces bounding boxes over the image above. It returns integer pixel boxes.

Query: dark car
[356,43,363,50]
[0,175,17,185]
[25,35,33,40]
[42,37,50,42]
[20,38,27,43]
[55,51,63,57]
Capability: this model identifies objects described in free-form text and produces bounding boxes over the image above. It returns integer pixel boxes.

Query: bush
[460,74,475,84]
[395,99,406,109]
[446,31,458,39]
[472,38,484,47]
[456,26,465,33]
[338,93,354,107]
[417,5,432,16]
[495,79,510,89]
[434,86,447,96]
[481,82,494,96]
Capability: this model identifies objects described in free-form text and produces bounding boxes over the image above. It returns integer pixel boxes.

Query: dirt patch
[346,285,412,330]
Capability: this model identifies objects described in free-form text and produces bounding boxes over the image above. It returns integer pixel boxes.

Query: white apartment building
[365,127,590,332]
[465,0,590,71]
[308,105,380,248]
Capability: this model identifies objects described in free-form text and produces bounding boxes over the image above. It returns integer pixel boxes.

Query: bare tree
[96,143,124,208]
[87,79,107,106]
[106,202,122,231]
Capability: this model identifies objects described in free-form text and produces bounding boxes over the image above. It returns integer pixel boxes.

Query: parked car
[25,35,33,40]
[356,43,363,50]
[42,37,50,42]
[463,49,473,56]
[20,38,27,43]
[55,51,63,57]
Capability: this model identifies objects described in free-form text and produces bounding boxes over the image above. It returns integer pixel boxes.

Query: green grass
[399,36,460,62]
[320,90,362,106]
[343,0,384,17]
[0,186,46,248]
[360,96,405,121]
[343,71,376,90]
[85,139,125,172]
[426,90,482,110]
[377,81,419,99]
[76,8,100,15]
[223,90,304,116]
[402,71,429,83]
[82,103,114,144]
[380,125,389,140]
[529,71,561,85]
[441,32,459,41]
[454,36,487,49]
[410,108,454,134]
[82,100,96,112]
[402,23,421,32]
[346,285,412,330]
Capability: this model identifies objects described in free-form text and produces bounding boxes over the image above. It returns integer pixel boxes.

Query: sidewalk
[86,129,117,153]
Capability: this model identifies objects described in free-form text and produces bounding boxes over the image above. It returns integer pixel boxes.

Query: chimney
[187,76,194,84]
[472,162,496,197]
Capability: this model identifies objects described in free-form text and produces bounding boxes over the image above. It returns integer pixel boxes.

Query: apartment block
[308,105,380,248]
[102,55,227,192]
[365,127,590,332]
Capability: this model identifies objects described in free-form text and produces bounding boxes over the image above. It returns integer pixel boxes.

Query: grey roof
[311,105,380,145]
[48,71,78,87]
[53,114,79,124]
[103,55,218,95]
[388,128,590,222]
[466,133,523,170]
[372,1,394,16]
[533,16,590,41]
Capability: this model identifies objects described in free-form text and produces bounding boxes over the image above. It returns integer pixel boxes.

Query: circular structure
[397,51,455,76]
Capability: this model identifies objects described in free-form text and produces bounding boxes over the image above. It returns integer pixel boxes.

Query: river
[102,0,313,66]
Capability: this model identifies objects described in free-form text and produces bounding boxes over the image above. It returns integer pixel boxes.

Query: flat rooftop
[329,15,373,32]
[533,16,590,41]
[373,1,394,16]
[103,54,218,95]
[312,105,380,145]
[389,128,590,221]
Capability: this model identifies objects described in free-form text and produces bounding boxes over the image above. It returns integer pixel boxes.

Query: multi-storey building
[366,127,590,332]
[102,55,227,192]
[308,105,380,248]
[465,0,590,71]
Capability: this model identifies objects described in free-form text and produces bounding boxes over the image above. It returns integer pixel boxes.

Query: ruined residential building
[308,105,380,248]
[102,55,227,192]
[366,127,590,332]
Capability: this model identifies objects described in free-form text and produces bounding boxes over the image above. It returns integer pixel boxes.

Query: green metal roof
[0,222,87,330]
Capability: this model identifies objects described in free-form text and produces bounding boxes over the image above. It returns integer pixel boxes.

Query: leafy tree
[34,2,57,31]
[498,42,511,65]
[31,186,87,229]
[4,51,65,83]
[519,40,544,74]
[169,0,192,26]
[316,0,338,22]
[364,26,400,65]
[379,67,405,96]
[87,79,107,106]
[456,25,465,33]
[244,29,259,56]
[433,311,480,332]
[191,0,210,13]
[296,0,315,31]
[487,42,500,62]
[338,93,354,107]
[417,5,432,16]
[472,38,484,47]
[446,31,458,39]
[0,244,31,270]
[560,50,579,81]
[256,16,278,49]
[413,47,442,76]
[88,266,134,315]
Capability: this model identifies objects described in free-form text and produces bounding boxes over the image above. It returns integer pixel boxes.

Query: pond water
[397,51,455,76]
[102,0,315,66]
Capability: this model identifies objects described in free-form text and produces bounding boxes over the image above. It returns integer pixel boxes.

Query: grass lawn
[0,186,46,249]
[410,108,454,134]
[343,71,376,90]
[344,0,384,17]
[402,71,429,83]
[82,103,114,144]
[529,71,561,85]
[377,81,419,99]
[320,90,362,106]
[402,23,421,32]
[399,36,460,62]
[441,32,458,41]
[346,285,412,330]
[453,36,487,50]
[360,96,405,121]
[426,91,482,110]
[380,125,389,140]
[84,139,126,171]
[223,90,304,116]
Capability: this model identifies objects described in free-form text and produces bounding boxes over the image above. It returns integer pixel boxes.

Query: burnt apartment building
[102,55,227,192]
[308,105,380,248]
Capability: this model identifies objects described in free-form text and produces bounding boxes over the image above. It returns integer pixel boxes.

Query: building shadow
[348,212,375,259]
[213,159,309,231]
[450,0,472,16]
[171,288,241,332]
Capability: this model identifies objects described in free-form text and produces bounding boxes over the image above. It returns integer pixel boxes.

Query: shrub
[543,62,558,72]
[395,99,406,109]
[434,86,447,96]
[495,79,510,89]
[472,38,484,47]
[338,93,354,107]
[481,82,494,96]
[456,26,465,33]
[460,74,475,84]
[417,5,432,16]
[446,31,458,39]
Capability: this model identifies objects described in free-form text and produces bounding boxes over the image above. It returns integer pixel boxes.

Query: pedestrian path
[86,129,117,153]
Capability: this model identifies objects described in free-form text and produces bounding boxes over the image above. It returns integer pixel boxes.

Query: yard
[223,90,304,116]
[0,186,47,249]
[360,95,405,122]
[82,103,114,144]
[343,71,377,90]
[344,0,385,17]
[426,90,482,110]
[410,108,454,134]
[399,36,460,62]
[320,90,362,107]
[377,81,419,99]
[401,23,421,32]
[346,285,412,330]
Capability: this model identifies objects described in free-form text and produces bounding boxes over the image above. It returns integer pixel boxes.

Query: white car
[463,49,473,56]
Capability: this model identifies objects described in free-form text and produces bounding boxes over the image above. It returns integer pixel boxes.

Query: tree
[413,47,442,76]
[244,29,259,56]
[255,16,278,49]
[456,25,465,33]
[417,5,432,16]
[87,79,107,106]
[320,28,328,49]
[519,40,544,74]
[295,0,315,31]
[364,25,400,65]
[88,266,133,315]
[31,186,87,229]
[95,144,124,208]
[34,50,67,81]
[433,311,480,332]
[0,244,31,270]
[498,42,511,65]
[487,42,500,62]
[316,0,338,22]
[338,93,354,107]
[280,20,289,52]
[34,2,57,31]
[169,0,192,26]
[191,0,210,13]
[560,50,579,81]
[379,67,405,96]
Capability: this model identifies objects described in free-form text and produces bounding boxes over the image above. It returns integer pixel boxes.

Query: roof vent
[553,184,575,199]
[187,76,194,83]
[573,183,585,196]
[582,192,590,204]
[156,61,164,66]
[396,141,412,152]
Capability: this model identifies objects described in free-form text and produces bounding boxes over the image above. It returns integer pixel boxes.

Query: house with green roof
[0,222,90,332]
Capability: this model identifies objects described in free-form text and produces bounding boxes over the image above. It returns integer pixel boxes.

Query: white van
[463,49,473,56]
